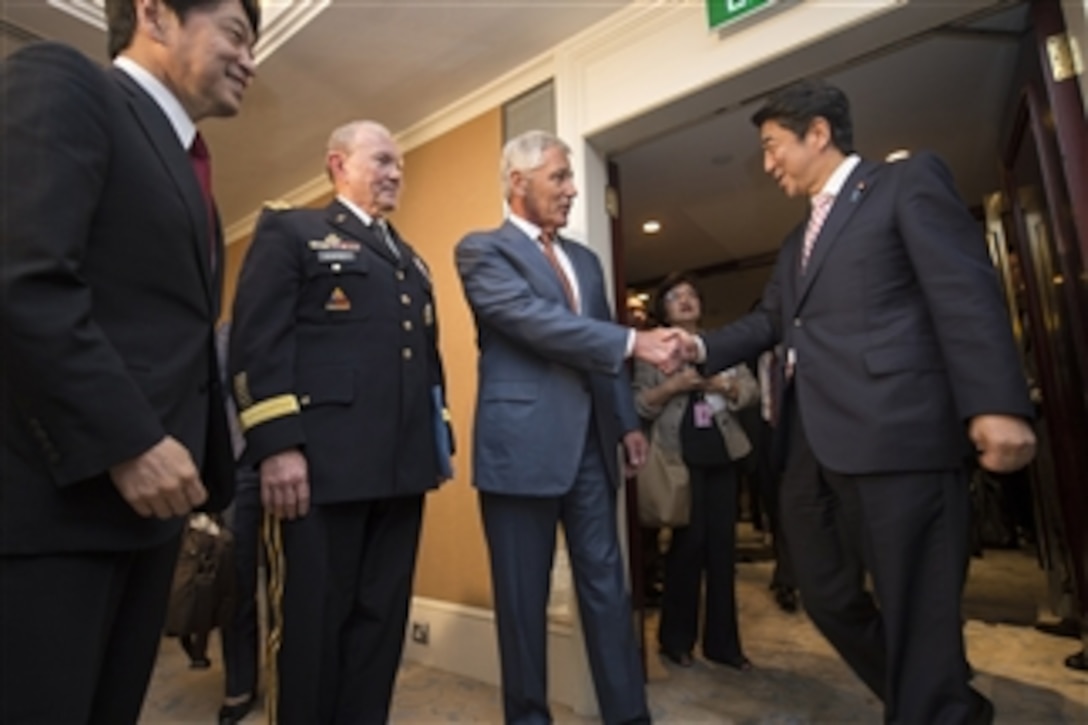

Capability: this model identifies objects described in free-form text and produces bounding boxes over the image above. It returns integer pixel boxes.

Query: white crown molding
[396,51,556,154]
[252,0,330,65]
[224,173,331,245]
[47,0,104,29]
[45,0,329,65]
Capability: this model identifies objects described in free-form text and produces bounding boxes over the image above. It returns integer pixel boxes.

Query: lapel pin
[849,180,867,203]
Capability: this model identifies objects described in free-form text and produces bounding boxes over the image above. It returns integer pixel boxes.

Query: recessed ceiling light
[642,220,661,234]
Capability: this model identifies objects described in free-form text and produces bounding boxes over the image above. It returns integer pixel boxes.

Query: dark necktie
[374,219,401,260]
[539,233,577,311]
[189,132,216,270]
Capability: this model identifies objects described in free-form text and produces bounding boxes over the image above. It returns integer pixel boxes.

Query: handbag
[636,437,691,527]
[164,514,235,638]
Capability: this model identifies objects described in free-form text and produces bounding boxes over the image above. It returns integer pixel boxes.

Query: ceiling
[1,0,629,228]
[615,2,1031,285]
[2,1,1031,288]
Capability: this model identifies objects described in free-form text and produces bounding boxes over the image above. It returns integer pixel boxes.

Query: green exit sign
[707,0,776,31]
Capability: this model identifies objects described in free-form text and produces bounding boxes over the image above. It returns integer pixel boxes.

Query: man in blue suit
[680,80,1036,724]
[456,131,678,724]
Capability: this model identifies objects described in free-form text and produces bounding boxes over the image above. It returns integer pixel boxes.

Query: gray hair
[325,120,391,179]
[501,130,570,199]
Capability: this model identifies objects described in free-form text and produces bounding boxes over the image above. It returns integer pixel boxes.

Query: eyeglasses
[664,286,698,304]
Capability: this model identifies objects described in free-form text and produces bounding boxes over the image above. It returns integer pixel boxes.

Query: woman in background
[634,272,759,670]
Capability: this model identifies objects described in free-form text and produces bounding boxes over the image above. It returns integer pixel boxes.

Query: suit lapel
[326,201,403,268]
[110,69,213,301]
[501,221,572,309]
[795,160,880,308]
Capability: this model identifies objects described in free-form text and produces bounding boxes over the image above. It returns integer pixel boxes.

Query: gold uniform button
[403,320,413,332]
[401,294,411,306]
[402,348,413,360]
[396,270,406,281]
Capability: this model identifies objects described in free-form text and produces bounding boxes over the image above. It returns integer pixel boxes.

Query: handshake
[633,327,699,374]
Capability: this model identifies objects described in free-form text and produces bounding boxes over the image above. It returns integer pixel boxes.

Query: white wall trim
[401,596,597,717]
[396,53,555,154]
[224,173,331,246]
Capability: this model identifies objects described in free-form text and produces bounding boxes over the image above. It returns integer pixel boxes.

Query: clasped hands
[632,327,699,374]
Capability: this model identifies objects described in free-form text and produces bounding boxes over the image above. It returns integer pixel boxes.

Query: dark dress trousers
[0,43,233,723]
[229,201,451,723]
[700,153,1033,724]
[456,221,649,725]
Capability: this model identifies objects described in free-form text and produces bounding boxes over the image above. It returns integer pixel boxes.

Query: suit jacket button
[402,348,413,361]
[793,317,802,327]
[401,294,411,306]
[396,270,406,281]
[403,320,413,332]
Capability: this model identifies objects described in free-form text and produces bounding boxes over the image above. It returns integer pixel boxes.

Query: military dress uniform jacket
[229,201,451,503]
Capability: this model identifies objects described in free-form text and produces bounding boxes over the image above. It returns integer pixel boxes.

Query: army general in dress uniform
[229,120,453,724]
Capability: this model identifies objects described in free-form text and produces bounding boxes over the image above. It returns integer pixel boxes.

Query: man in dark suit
[455,130,680,725]
[0,0,259,721]
[229,120,453,723]
[679,80,1036,724]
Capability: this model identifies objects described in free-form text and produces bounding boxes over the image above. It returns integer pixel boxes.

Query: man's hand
[110,436,207,518]
[260,448,311,520]
[670,328,702,365]
[622,430,649,478]
[633,328,680,372]
[969,414,1036,473]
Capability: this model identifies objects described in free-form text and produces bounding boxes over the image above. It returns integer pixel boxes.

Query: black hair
[653,271,702,326]
[751,79,854,155]
[107,0,261,58]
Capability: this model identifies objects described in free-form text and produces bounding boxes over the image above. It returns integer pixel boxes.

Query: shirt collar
[817,154,861,201]
[113,56,195,150]
[337,195,377,227]
[507,212,546,244]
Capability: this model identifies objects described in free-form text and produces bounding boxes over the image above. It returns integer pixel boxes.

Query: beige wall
[390,109,503,608]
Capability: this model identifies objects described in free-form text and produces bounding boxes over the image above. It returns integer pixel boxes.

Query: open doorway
[605,0,1087,710]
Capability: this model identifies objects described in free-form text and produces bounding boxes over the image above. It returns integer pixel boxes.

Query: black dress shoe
[218,694,257,725]
[705,653,753,672]
[773,585,799,613]
[1066,649,1088,672]
[659,648,694,667]
[969,689,994,725]
[188,656,212,669]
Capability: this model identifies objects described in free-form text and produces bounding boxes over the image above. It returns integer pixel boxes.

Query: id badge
[693,400,714,428]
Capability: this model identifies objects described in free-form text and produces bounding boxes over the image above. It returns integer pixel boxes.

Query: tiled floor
[141,532,1088,723]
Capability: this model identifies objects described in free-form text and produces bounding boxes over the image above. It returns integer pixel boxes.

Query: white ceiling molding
[251,0,330,65]
[46,0,105,30]
[45,0,330,65]
[225,173,331,245]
